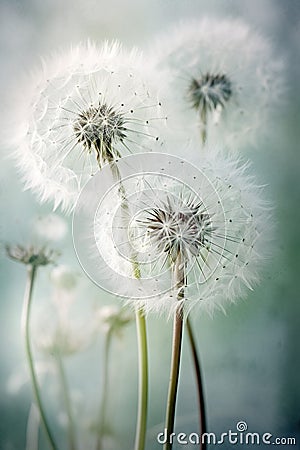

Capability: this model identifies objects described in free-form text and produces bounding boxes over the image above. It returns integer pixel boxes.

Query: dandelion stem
[22,265,58,450]
[108,162,148,450]
[25,403,40,450]
[164,258,184,450]
[55,352,77,450]
[186,317,207,450]
[200,108,207,145]
[96,328,113,450]
[134,309,148,450]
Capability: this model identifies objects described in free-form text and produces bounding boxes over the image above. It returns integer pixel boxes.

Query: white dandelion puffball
[73,152,270,316]
[10,41,167,212]
[149,18,283,149]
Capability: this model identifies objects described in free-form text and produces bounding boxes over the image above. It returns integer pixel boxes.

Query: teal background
[0,0,299,449]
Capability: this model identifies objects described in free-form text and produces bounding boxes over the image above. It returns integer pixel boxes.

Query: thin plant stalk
[164,257,185,450]
[55,351,77,450]
[96,328,113,450]
[200,108,207,145]
[21,265,58,450]
[109,163,149,450]
[134,309,148,450]
[186,317,207,450]
[25,403,40,450]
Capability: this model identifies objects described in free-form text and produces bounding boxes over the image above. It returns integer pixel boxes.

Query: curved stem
[22,265,58,450]
[164,258,184,450]
[55,352,77,450]
[134,310,148,450]
[186,317,207,450]
[96,328,113,450]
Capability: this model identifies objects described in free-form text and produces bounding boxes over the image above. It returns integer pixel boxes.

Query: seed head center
[188,73,232,115]
[73,103,127,165]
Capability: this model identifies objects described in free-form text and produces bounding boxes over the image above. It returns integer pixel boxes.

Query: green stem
[200,108,207,146]
[186,317,207,450]
[164,258,184,450]
[134,309,148,450]
[55,352,77,450]
[22,265,58,450]
[25,403,40,450]
[96,328,113,450]
[109,163,148,450]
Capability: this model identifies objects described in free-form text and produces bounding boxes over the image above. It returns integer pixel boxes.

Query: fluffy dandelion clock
[33,213,68,241]
[149,18,283,148]
[10,41,167,212]
[73,152,270,316]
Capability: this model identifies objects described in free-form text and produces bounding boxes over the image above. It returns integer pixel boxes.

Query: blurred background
[0,0,299,449]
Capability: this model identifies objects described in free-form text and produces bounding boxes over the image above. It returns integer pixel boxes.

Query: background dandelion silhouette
[0,1,299,449]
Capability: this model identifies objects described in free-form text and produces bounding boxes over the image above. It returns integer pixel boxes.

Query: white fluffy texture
[33,213,67,241]
[149,18,283,150]
[50,265,78,290]
[10,41,168,212]
[103,150,270,317]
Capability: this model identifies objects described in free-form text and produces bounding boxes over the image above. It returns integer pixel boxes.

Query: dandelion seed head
[73,152,271,317]
[188,73,232,116]
[95,305,134,335]
[73,103,126,167]
[9,41,167,212]
[33,213,67,241]
[150,18,284,150]
[136,195,212,263]
[50,265,78,290]
[37,326,88,357]
[6,244,57,267]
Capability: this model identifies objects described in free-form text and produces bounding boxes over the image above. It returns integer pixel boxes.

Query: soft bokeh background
[0,0,299,449]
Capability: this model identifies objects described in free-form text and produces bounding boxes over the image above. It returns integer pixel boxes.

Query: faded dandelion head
[50,264,78,290]
[9,41,167,212]
[96,305,134,335]
[129,153,271,316]
[35,269,93,357]
[33,213,68,242]
[150,18,283,149]
[6,244,57,267]
[37,325,88,357]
